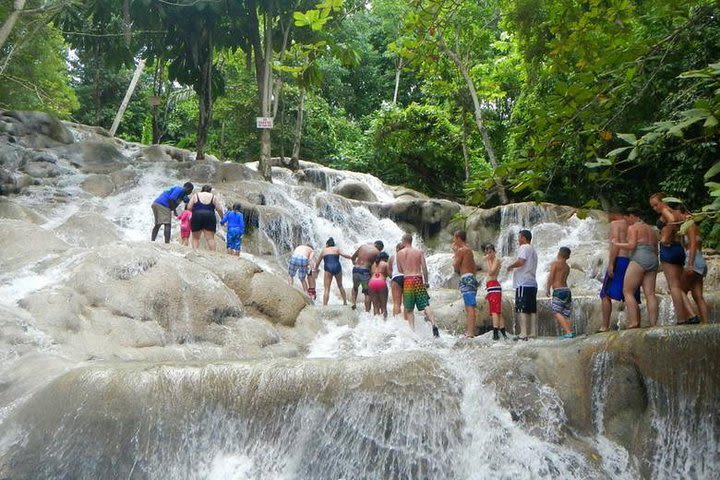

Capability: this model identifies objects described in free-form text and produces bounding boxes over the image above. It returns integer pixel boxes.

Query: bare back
[610,219,630,257]
[396,246,427,278]
[353,244,380,268]
[548,260,570,289]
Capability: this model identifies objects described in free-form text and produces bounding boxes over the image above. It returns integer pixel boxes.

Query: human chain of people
[151,184,709,339]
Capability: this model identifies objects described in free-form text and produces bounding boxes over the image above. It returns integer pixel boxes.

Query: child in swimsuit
[176,209,192,246]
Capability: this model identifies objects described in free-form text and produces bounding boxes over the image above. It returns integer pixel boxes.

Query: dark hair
[376,252,389,264]
[519,229,532,242]
[608,206,623,215]
[183,182,194,191]
[374,240,384,251]
[326,237,336,247]
[232,202,242,212]
[558,246,571,259]
[201,184,212,193]
[484,243,495,252]
[454,230,467,242]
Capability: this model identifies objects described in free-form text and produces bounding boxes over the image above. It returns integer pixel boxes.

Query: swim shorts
[352,267,371,294]
[152,202,172,225]
[288,255,309,280]
[551,287,573,319]
[659,242,686,266]
[403,275,430,312]
[226,227,243,251]
[600,257,641,303]
[687,251,708,277]
[515,285,537,314]
[459,273,478,307]
[486,279,502,315]
[190,210,217,233]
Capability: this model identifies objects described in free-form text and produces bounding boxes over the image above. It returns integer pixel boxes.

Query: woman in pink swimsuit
[368,252,390,318]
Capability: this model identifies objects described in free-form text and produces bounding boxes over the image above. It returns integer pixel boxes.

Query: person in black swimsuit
[187,185,224,251]
[314,237,352,306]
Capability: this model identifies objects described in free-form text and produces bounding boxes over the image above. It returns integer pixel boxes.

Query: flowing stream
[0,129,717,479]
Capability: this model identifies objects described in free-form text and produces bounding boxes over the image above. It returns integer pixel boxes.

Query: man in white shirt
[506,229,538,340]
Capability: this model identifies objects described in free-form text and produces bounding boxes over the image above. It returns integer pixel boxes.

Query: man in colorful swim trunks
[396,233,438,337]
[350,240,384,311]
[483,243,507,340]
[452,230,478,338]
[507,229,538,341]
[599,207,639,332]
[288,244,315,295]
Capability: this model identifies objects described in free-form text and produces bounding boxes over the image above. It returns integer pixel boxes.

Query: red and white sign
[256,117,274,129]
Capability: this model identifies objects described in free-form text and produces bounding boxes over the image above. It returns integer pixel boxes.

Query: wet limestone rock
[247,272,309,327]
[53,211,121,248]
[0,219,70,270]
[0,110,74,148]
[53,141,125,174]
[81,174,115,197]
[332,179,378,202]
[65,244,244,344]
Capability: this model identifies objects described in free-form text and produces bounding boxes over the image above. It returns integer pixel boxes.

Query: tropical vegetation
[1,0,718,243]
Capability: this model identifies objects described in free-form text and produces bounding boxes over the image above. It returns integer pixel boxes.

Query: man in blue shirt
[151,182,194,243]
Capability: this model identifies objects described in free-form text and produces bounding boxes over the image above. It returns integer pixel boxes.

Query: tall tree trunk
[93,45,102,126]
[257,15,273,180]
[461,107,470,181]
[0,0,26,52]
[290,88,304,170]
[110,58,145,137]
[196,29,214,161]
[151,58,163,144]
[437,32,508,204]
[392,57,404,105]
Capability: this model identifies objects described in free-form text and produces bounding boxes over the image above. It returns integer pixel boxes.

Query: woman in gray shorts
[613,209,659,328]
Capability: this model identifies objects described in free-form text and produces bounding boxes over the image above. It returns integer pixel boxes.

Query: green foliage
[596,61,720,247]
[366,103,465,198]
[0,18,78,116]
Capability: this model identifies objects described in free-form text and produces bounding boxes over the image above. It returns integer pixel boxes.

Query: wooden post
[110,58,146,137]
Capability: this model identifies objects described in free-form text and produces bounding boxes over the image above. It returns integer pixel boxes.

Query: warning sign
[256,117,274,129]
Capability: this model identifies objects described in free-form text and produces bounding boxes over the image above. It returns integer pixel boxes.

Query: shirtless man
[546,247,575,338]
[288,244,315,294]
[351,240,384,311]
[396,233,438,337]
[599,207,638,332]
[484,244,507,340]
[452,230,478,338]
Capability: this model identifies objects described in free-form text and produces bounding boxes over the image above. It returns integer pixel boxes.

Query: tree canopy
[1,0,718,244]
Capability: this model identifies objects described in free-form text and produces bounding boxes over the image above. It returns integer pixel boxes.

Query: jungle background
[1,0,719,244]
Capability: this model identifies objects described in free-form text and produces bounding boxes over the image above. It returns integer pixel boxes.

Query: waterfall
[0,119,717,479]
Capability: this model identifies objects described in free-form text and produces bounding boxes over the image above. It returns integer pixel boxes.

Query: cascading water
[0,119,717,479]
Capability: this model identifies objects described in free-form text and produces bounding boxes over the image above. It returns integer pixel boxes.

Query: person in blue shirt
[151,182,194,243]
[220,202,245,255]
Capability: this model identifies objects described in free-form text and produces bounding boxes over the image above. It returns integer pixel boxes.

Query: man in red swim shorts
[484,244,507,340]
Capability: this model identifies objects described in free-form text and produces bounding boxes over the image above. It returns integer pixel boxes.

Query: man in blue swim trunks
[151,182,194,243]
[288,244,315,295]
[350,240,383,311]
[598,208,639,332]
